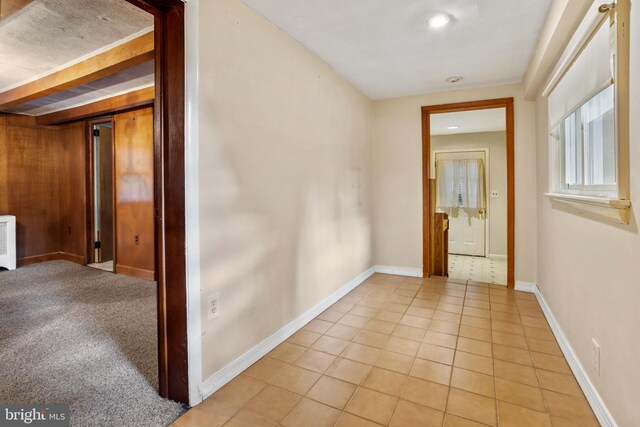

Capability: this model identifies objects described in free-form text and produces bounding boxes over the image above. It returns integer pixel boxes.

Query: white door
[435,151,486,256]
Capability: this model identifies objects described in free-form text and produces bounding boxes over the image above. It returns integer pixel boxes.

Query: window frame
[552,84,617,198]
[544,1,631,224]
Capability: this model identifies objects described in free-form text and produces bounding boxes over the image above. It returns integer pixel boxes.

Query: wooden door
[97,124,114,262]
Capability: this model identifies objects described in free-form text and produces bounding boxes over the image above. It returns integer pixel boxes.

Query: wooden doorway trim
[422,98,515,288]
[126,0,188,404]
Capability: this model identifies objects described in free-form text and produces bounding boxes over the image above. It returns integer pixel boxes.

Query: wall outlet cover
[208,292,221,321]
[491,191,500,198]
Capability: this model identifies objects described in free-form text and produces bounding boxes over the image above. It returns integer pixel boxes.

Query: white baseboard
[488,254,507,261]
[374,265,423,277]
[514,280,537,292]
[197,266,376,402]
[529,285,618,427]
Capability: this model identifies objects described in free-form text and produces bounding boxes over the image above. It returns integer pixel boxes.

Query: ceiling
[0,0,153,115]
[2,60,154,115]
[241,0,552,99]
[430,108,505,135]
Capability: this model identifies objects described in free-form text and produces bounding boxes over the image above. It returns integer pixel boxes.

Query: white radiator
[0,215,16,270]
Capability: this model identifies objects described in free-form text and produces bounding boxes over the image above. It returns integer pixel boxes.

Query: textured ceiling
[241,0,552,99]
[0,0,153,112]
[431,108,505,135]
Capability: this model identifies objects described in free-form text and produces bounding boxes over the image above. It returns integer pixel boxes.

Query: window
[544,1,630,223]
[551,85,616,197]
[436,159,486,218]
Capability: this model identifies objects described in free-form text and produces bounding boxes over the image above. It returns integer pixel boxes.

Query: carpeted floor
[0,261,185,426]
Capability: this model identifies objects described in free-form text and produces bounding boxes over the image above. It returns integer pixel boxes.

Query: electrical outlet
[592,339,600,375]
[491,191,500,198]
[135,234,140,245]
[207,292,220,321]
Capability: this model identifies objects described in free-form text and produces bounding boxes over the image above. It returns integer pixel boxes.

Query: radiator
[0,215,16,270]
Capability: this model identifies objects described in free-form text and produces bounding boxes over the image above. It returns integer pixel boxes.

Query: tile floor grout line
[440,279,461,426]
[488,282,500,427]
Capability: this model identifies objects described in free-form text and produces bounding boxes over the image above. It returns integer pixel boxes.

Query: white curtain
[547,15,613,130]
[436,158,486,219]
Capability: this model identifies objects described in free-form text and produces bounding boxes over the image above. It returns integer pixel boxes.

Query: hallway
[173,273,596,427]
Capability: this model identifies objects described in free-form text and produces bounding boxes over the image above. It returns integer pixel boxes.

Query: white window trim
[544,0,631,224]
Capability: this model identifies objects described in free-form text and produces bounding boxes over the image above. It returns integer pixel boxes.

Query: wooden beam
[0,0,32,20]
[36,86,154,125]
[0,31,154,108]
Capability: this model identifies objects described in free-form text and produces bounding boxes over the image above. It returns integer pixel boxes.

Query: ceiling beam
[0,0,33,20]
[0,31,154,109]
[36,86,154,126]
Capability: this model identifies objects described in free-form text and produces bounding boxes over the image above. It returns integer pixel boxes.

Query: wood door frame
[422,98,515,288]
[85,116,115,266]
[125,0,188,404]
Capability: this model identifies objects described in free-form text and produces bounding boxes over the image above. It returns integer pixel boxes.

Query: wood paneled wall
[0,108,155,279]
[113,107,155,280]
[0,114,85,264]
[58,122,87,260]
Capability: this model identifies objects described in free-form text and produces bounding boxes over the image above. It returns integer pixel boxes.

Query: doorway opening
[88,120,115,272]
[422,98,515,288]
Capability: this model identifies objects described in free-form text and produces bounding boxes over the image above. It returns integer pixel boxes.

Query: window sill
[544,193,631,224]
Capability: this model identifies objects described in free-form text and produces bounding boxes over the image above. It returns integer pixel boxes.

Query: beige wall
[372,84,537,283]
[196,0,373,379]
[431,131,507,257]
[532,2,640,425]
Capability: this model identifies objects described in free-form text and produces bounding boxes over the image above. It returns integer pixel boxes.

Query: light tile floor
[449,255,507,286]
[87,260,113,272]
[173,274,598,427]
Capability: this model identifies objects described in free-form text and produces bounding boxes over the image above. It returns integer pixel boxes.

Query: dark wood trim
[37,87,154,126]
[421,98,515,115]
[115,264,155,281]
[17,252,85,267]
[505,102,515,288]
[421,110,431,278]
[0,32,154,109]
[126,0,189,404]
[421,98,516,288]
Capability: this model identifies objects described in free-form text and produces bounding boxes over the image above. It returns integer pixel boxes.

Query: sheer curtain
[436,159,486,219]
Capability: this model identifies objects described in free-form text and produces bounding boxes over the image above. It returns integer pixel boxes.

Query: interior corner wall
[431,131,508,257]
[196,0,373,380]
[371,84,538,283]
[533,2,640,424]
[0,114,86,263]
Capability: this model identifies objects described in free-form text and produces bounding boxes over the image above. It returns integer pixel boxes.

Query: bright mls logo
[0,405,69,427]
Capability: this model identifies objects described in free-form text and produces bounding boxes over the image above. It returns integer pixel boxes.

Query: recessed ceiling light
[428,14,450,29]
[446,76,463,84]
[447,126,459,130]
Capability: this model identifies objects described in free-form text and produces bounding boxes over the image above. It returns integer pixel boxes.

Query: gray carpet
[0,261,185,426]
